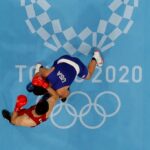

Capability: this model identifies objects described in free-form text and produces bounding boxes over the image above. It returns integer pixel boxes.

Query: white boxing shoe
[34,63,42,74]
[93,50,104,67]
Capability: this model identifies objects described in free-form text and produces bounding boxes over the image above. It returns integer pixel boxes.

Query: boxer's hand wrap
[32,75,49,89]
[14,95,28,112]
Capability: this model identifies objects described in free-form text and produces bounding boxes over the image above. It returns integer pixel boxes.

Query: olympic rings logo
[49,91,121,129]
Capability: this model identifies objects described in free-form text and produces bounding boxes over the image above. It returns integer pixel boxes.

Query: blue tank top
[46,63,77,90]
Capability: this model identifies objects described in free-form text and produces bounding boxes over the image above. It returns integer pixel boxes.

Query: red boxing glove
[14,95,28,112]
[32,75,49,89]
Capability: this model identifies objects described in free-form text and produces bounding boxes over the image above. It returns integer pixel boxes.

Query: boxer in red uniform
[2,93,59,127]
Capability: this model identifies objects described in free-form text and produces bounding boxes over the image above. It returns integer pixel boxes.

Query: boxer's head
[35,100,49,115]
[33,86,47,95]
[26,82,47,95]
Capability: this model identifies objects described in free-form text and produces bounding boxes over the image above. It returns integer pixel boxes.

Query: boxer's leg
[85,59,97,80]
[74,49,103,80]
[86,50,103,80]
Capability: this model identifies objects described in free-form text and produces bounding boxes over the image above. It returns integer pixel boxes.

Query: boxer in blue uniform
[31,50,103,101]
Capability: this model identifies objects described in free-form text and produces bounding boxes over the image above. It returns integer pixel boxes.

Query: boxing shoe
[93,50,103,67]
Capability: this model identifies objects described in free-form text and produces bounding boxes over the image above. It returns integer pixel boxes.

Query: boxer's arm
[11,95,36,127]
[39,67,55,78]
[47,86,70,100]
[46,86,59,117]
[46,95,59,118]
[46,86,59,97]
[56,88,70,99]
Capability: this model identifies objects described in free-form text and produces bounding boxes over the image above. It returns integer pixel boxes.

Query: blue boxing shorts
[46,55,88,90]
[53,55,88,79]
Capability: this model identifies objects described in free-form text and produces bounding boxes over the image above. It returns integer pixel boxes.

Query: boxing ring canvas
[0,0,149,150]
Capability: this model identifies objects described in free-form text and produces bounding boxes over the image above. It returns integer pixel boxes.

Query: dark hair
[26,82,47,95]
[33,86,47,95]
[35,100,49,115]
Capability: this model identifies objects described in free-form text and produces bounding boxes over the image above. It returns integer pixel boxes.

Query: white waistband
[57,58,80,74]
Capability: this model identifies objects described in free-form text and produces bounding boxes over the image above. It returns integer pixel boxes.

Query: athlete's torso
[18,106,47,126]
